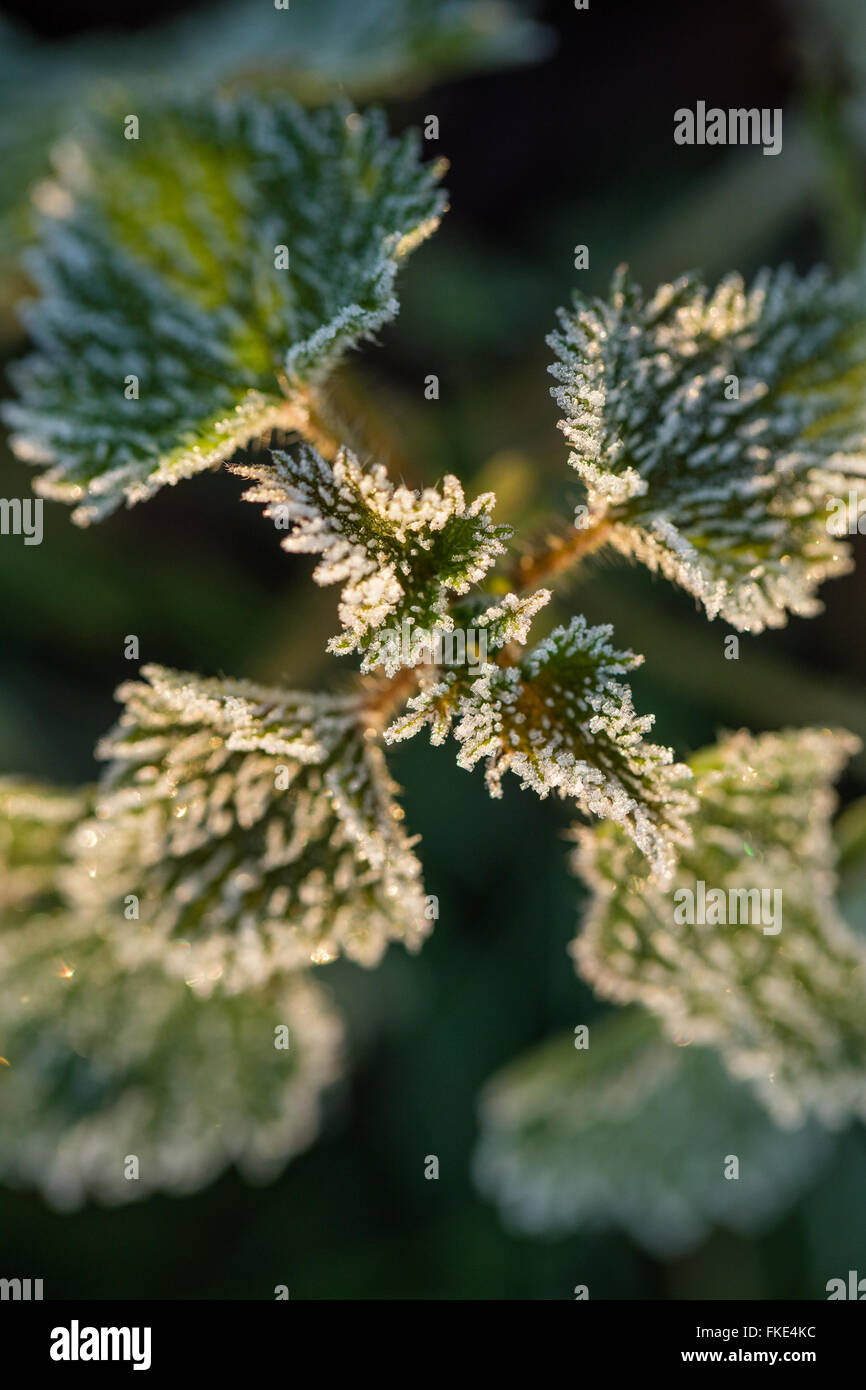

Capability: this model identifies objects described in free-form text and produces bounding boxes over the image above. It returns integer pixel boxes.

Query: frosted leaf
[232,447,511,673]
[4,97,444,524]
[0,779,87,916]
[66,665,429,992]
[549,263,866,631]
[384,589,552,743]
[573,727,866,1126]
[0,3,546,316]
[0,914,342,1208]
[467,588,553,649]
[388,614,695,880]
[474,1009,831,1257]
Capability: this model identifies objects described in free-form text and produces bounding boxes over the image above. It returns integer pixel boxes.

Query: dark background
[1,0,864,1298]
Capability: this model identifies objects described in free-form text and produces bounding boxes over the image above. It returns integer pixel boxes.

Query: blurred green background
[1,0,865,1298]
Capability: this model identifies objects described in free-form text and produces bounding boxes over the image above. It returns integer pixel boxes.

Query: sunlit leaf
[574,727,866,1125]
[233,446,512,673]
[549,263,866,631]
[4,97,444,523]
[66,665,429,992]
[387,614,696,880]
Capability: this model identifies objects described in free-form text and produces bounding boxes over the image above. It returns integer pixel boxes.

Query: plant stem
[511,518,611,591]
[360,664,423,734]
[273,382,352,461]
[362,520,615,728]
[299,390,352,461]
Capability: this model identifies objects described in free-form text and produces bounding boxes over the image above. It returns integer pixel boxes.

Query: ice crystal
[4,97,444,523]
[232,447,511,673]
[0,914,342,1208]
[66,665,429,992]
[387,613,695,880]
[383,589,552,742]
[549,263,866,631]
[474,1008,830,1257]
[574,727,866,1125]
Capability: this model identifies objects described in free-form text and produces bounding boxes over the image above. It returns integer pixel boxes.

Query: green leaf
[0,779,87,917]
[66,665,429,992]
[573,727,866,1125]
[382,589,551,741]
[387,614,696,880]
[4,97,444,524]
[0,3,546,313]
[549,263,866,631]
[233,446,512,672]
[474,1008,831,1256]
[0,915,342,1208]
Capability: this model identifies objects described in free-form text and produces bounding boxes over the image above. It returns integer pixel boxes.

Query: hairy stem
[273,382,355,461]
[511,518,611,591]
[360,664,423,734]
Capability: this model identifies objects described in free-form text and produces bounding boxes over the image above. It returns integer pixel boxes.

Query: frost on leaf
[383,589,552,742]
[0,0,544,299]
[0,779,86,916]
[573,727,866,1126]
[0,914,342,1208]
[549,263,866,631]
[66,665,429,992]
[473,1008,830,1257]
[386,613,695,881]
[232,447,511,673]
[4,97,445,524]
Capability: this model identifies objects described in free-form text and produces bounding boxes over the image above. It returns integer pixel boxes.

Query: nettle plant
[3,91,866,1223]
